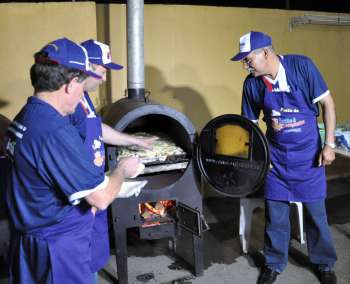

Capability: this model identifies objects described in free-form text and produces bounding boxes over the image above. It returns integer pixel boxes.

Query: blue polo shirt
[241,55,329,122]
[6,96,107,232]
[69,92,97,140]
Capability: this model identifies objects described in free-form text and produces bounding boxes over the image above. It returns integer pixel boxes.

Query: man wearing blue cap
[231,31,337,284]
[4,37,144,284]
[69,39,154,281]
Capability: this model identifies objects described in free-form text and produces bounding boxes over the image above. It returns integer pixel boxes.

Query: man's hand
[116,156,144,179]
[318,145,335,167]
[85,157,145,210]
[136,137,157,150]
[102,123,157,149]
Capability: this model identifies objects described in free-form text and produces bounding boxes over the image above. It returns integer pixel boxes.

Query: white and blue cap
[40,37,102,79]
[231,31,272,61]
[81,39,123,70]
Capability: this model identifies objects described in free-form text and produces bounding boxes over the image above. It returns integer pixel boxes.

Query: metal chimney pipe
[127,0,145,100]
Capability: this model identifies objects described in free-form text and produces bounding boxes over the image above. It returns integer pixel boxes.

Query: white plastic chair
[239,198,305,254]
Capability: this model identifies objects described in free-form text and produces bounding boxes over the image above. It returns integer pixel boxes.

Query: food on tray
[117,132,187,164]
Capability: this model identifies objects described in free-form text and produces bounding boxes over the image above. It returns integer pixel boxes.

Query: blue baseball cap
[231,31,272,61]
[80,40,123,70]
[41,38,102,79]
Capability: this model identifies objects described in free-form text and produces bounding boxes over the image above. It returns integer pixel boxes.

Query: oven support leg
[114,227,128,284]
[192,234,204,276]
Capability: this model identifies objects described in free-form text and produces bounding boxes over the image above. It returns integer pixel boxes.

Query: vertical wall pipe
[127,0,145,100]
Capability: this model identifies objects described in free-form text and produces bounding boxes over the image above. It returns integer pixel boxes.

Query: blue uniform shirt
[241,55,329,122]
[69,92,110,273]
[6,96,107,232]
[69,92,105,169]
[69,92,94,140]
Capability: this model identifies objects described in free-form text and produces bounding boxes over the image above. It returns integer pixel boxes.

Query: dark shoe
[257,268,279,284]
[319,271,337,284]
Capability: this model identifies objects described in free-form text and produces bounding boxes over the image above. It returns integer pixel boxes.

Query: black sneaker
[257,268,279,284]
[319,271,337,284]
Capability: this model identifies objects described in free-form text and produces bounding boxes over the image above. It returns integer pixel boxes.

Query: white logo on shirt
[271,110,281,117]
[92,138,102,150]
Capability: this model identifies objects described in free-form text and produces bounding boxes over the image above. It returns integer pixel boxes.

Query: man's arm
[241,77,263,122]
[85,156,141,210]
[102,123,155,149]
[318,94,336,166]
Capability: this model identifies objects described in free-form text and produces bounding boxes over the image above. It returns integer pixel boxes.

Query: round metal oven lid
[196,114,270,198]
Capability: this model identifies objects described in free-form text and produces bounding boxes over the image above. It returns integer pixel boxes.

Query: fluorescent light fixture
[289,14,350,31]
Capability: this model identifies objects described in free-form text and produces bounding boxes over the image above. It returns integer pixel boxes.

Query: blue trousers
[264,199,337,273]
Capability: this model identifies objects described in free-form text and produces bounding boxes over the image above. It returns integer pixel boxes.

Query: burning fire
[139,200,176,220]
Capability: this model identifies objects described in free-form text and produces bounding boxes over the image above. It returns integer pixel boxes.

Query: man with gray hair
[231,31,337,284]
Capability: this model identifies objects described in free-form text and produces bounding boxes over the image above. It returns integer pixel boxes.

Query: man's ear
[65,83,71,94]
[263,48,269,58]
[66,82,71,93]
[65,77,77,94]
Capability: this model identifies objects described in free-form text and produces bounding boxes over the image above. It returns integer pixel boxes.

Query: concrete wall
[0,2,97,120]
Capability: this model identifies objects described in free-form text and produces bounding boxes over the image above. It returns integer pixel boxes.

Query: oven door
[195,114,269,198]
[177,202,209,236]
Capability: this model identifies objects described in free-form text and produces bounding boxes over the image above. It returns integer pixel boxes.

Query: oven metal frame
[109,160,205,284]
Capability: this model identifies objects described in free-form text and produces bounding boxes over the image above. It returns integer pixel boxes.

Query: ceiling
[2,1,349,13]
[93,0,350,13]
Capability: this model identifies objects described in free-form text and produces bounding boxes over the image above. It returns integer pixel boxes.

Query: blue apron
[79,96,109,273]
[263,57,326,202]
[9,205,94,284]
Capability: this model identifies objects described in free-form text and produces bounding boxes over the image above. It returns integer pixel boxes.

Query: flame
[139,200,176,219]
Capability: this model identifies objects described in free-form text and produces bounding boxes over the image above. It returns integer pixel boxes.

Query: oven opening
[113,114,193,188]
[123,114,192,151]
[117,131,189,175]
[137,199,178,240]
[139,200,176,227]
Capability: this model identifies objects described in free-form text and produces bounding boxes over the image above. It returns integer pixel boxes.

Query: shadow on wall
[0,100,8,110]
[145,65,212,131]
[0,79,32,121]
[96,4,112,109]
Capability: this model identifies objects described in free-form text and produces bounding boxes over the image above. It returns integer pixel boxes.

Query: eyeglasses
[241,49,264,66]
[241,56,254,66]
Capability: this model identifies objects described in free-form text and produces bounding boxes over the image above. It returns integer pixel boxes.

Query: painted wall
[1,3,349,127]
[0,2,97,120]
[101,4,350,131]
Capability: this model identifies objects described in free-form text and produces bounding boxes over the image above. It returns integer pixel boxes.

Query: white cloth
[117,180,147,198]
